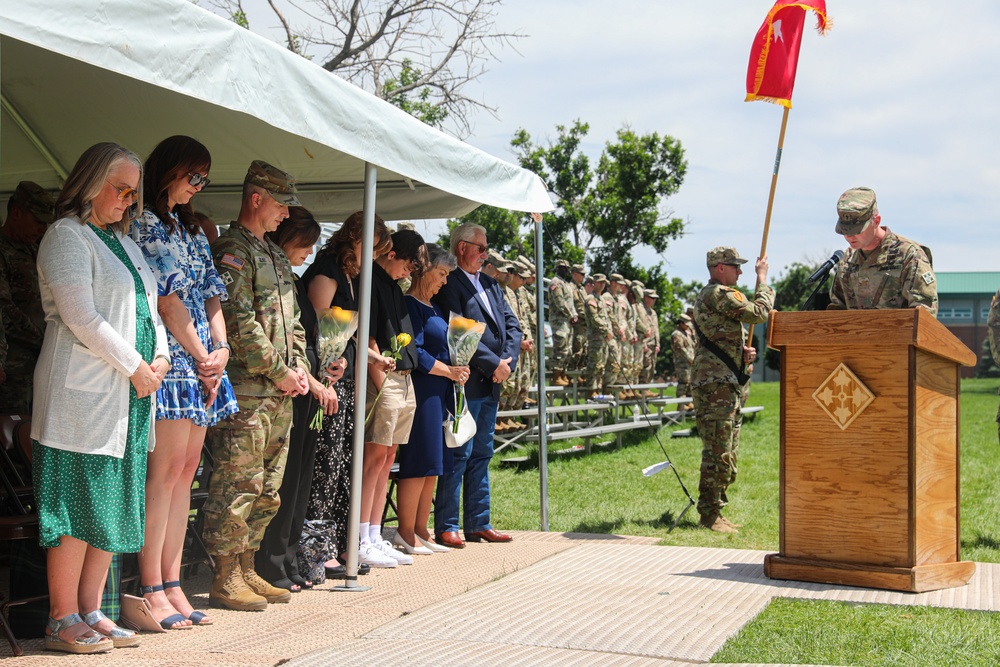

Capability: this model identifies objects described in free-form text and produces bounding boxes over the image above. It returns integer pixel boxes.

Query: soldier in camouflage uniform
[498,258,523,429]
[601,275,624,395]
[514,256,538,408]
[548,260,577,386]
[585,274,613,397]
[988,289,1000,445]
[671,313,696,399]
[632,283,652,386]
[0,182,55,413]
[692,247,773,534]
[828,187,937,315]
[204,161,310,611]
[641,289,661,383]
[607,274,632,397]
[569,264,589,378]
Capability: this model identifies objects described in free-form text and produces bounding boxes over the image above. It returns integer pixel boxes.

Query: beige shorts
[364,371,416,446]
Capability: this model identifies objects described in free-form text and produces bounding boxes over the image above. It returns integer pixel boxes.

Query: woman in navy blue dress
[393,244,469,555]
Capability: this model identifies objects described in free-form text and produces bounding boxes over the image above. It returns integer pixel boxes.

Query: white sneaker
[376,539,414,565]
[359,542,397,568]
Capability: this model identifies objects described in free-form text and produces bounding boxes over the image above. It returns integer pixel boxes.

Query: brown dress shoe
[435,531,466,549]
[464,528,513,543]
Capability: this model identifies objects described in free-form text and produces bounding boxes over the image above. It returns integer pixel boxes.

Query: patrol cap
[11,181,56,224]
[592,273,607,283]
[706,246,748,267]
[632,279,645,289]
[554,259,570,269]
[571,263,585,274]
[610,273,627,286]
[245,160,300,206]
[517,255,536,274]
[486,249,505,265]
[644,289,659,299]
[835,186,877,235]
[678,313,692,323]
[395,221,416,231]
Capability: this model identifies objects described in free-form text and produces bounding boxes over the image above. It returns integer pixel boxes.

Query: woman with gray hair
[393,243,469,555]
[32,142,169,652]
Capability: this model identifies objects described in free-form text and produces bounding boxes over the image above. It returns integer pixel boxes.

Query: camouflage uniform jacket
[601,292,623,339]
[516,285,535,342]
[585,291,613,338]
[547,276,576,324]
[988,289,1000,422]
[212,223,307,396]
[618,293,636,342]
[571,282,587,324]
[829,228,938,316]
[0,235,44,367]
[692,280,774,388]
[671,327,696,373]
[634,302,651,341]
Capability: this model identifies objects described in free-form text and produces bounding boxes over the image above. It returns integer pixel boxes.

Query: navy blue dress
[398,296,454,479]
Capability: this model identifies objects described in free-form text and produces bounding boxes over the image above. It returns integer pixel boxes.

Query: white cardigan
[31,217,168,458]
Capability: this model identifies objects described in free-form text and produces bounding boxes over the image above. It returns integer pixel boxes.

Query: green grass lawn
[489,378,1000,666]
[491,378,1000,560]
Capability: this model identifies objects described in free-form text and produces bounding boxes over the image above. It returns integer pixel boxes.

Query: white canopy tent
[0,0,552,219]
[2,0,556,585]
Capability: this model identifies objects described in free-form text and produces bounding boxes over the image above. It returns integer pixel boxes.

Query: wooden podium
[764,309,977,592]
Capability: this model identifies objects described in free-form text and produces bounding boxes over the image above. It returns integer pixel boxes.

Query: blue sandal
[45,614,113,654]
[138,584,191,629]
[163,580,213,625]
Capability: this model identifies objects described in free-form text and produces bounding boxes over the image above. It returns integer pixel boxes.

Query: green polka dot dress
[32,224,155,552]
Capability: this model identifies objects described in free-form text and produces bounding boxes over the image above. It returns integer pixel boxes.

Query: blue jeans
[434,395,497,533]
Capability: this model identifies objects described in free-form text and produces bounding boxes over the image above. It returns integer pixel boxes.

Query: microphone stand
[800,272,832,311]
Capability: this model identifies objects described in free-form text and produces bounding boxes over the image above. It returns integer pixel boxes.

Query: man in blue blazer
[432,223,522,548]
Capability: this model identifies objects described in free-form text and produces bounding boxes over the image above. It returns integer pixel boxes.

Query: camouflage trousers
[603,338,623,389]
[203,393,293,556]
[514,342,535,407]
[641,343,656,383]
[586,336,609,393]
[500,368,518,410]
[550,319,573,373]
[693,381,749,518]
[570,322,589,373]
[619,339,633,385]
[675,368,692,399]
[631,341,644,382]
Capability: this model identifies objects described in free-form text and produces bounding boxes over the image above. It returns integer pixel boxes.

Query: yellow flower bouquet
[310,306,359,431]
[446,313,486,434]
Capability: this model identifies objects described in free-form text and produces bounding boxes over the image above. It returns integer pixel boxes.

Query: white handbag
[443,391,477,448]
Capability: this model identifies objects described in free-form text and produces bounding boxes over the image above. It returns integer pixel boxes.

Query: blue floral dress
[130,209,238,426]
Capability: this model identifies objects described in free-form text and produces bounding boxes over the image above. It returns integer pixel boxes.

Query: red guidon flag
[745,1,830,108]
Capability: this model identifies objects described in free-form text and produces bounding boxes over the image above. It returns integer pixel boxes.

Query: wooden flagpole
[748,104,789,342]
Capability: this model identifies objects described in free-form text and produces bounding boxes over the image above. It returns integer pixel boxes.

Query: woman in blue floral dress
[130,136,238,629]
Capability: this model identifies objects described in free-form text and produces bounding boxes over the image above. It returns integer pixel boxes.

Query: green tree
[762,260,827,370]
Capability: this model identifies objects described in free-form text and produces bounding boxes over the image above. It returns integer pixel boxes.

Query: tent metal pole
[533,216,549,531]
[1,92,68,181]
[334,161,377,592]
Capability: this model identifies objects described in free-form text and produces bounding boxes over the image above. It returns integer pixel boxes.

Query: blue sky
[230,0,1000,288]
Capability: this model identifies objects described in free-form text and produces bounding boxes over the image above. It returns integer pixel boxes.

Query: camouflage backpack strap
[691,320,750,386]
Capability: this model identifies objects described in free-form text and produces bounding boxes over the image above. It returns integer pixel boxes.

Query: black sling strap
[692,320,751,386]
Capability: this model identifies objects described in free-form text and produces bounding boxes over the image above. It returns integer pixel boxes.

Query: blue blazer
[433,269,522,401]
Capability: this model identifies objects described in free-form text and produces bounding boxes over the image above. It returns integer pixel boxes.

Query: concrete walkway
[3,531,997,666]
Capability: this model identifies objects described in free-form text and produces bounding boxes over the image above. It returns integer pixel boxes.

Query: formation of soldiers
[545,261,663,401]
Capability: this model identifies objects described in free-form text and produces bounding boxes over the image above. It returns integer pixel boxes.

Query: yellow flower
[396,332,412,347]
[328,306,356,325]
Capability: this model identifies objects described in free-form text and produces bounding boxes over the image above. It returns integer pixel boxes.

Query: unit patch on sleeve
[220,253,245,271]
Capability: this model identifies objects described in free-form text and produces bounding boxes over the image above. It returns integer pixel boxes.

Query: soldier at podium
[827,186,937,315]
[692,247,774,533]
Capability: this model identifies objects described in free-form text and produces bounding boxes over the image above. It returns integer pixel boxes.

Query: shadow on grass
[572,507,698,535]
[962,532,1000,551]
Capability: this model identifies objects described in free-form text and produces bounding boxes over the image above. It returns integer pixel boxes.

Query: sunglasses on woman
[187,172,211,188]
[106,180,139,204]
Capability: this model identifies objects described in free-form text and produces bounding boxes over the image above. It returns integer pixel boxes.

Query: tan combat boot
[210,553,268,611]
[555,372,570,386]
[240,551,292,603]
[699,514,738,534]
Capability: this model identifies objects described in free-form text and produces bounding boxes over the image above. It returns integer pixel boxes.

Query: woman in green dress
[32,143,170,653]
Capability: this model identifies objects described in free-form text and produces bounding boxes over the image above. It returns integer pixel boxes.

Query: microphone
[808,250,845,283]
